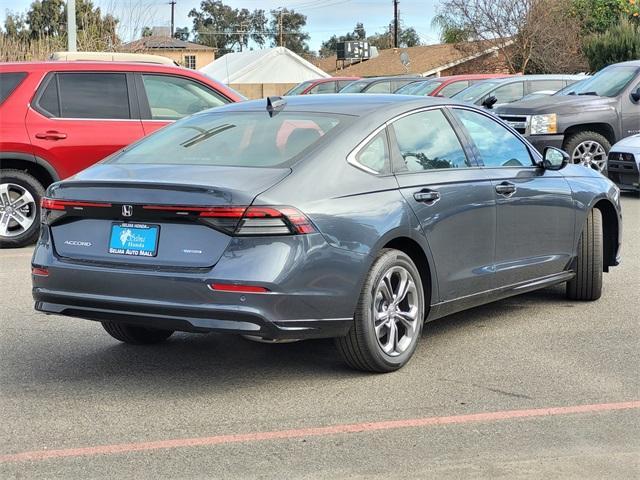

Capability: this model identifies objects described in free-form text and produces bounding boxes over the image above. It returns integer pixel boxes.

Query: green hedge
[583,17,640,71]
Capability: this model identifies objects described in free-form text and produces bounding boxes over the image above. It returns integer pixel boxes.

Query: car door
[390,108,497,302]
[621,77,640,137]
[25,71,145,179]
[451,107,575,287]
[135,73,230,135]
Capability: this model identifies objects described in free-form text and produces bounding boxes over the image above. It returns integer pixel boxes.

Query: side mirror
[482,95,498,109]
[541,146,569,170]
[631,86,640,103]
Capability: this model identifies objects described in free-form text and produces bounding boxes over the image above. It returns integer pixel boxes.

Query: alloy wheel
[373,266,420,357]
[0,183,37,238]
[571,140,607,172]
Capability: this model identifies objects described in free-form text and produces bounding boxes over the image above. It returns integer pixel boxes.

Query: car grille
[607,150,639,191]
[498,115,529,135]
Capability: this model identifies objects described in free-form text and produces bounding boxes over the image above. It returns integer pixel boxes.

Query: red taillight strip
[208,283,270,293]
[141,205,248,218]
[31,267,49,277]
[41,198,113,211]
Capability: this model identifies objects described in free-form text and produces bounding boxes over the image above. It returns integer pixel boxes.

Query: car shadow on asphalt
[23,284,574,386]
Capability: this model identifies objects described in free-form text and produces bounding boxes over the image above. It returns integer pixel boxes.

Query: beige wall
[230,83,298,99]
[122,49,215,70]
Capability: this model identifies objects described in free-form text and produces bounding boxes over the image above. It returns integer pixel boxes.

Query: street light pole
[67,0,77,52]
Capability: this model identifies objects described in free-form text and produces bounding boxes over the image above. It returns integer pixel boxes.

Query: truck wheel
[0,169,45,248]
[566,208,603,301]
[563,131,610,174]
[335,249,425,373]
[101,321,174,345]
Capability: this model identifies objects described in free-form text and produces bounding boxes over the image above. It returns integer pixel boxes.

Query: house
[200,47,330,99]
[315,41,512,78]
[120,35,215,70]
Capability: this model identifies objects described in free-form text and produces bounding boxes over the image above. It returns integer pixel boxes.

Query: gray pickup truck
[495,61,640,173]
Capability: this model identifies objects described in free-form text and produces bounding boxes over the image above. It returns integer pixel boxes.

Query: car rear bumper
[607,157,640,192]
[32,229,366,340]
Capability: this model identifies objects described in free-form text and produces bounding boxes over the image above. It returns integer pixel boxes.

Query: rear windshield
[452,81,500,102]
[0,72,27,104]
[111,111,349,168]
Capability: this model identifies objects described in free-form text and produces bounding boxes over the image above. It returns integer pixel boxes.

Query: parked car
[394,74,511,97]
[607,134,640,193]
[284,77,360,95]
[339,76,423,94]
[495,61,640,172]
[32,94,621,372]
[452,74,587,109]
[0,61,243,248]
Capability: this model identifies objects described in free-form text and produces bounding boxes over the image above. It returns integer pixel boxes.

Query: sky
[1,0,442,52]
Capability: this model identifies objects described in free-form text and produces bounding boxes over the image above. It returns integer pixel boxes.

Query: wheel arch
[0,152,59,190]
[563,124,616,147]
[592,199,619,272]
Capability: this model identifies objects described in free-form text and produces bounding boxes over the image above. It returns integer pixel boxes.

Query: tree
[141,26,152,37]
[430,14,471,43]
[190,0,267,55]
[269,8,310,54]
[318,23,366,58]
[367,22,421,49]
[583,17,640,70]
[3,13,31,40]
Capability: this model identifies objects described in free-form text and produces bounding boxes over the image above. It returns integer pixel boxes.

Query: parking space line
[1,400,638,464]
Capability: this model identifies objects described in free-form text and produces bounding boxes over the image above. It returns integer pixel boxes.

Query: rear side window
[0,72,27,104]
[353,131,389,173]
[111,111,349,168]
[141,74,228,120]
[38,73,131,119]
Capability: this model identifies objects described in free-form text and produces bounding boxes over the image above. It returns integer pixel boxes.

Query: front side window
[454,109,532,167]
[141,74,228,120]
[111,111,348,168]
[354,131,389,173]
[491,82,524,104]
[392,109,470,172]
[57,73,130,119]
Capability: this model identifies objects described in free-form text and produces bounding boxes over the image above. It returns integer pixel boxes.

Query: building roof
[199,47,330,84]
[121,35,214,52]
[316,41,510,77]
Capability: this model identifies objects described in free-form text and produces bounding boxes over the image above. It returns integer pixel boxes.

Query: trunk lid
[47,164,291,268]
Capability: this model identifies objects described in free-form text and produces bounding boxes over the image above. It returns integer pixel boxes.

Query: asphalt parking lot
[1,194,638,479]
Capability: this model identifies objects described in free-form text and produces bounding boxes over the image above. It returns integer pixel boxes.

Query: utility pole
[393,0,399,48]
[279,10,284,47]
[170,0,176,37]
[67,0,77,52]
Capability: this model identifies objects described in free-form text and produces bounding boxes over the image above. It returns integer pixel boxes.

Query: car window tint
[454,109,532,167]
[142,75,227,120]
[112,112,348,168]
[392,109,470,171]
[355,131,389,173]
[491,82,524,103]
[309,81,336,94]
[58,73,130,119]
[529,79,564,92]
[366,81,391,93]
[38,76,60,117]
[438,81,469,97]
[0,72,27,104]
[337,80,355,90]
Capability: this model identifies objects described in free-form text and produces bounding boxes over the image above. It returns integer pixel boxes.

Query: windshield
[284,81,314,96]
[396,80,441,95]
[560,66,638,97]
[111,111,349,168]
[339,80,370,93]
[452,81,500,102]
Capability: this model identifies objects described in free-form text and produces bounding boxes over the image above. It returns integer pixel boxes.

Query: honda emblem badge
[122,205,133,217]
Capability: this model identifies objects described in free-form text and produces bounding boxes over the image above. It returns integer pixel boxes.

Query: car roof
[612,60,640,68]
[0,61,191,73]
[484,74,588,84]
[356,76,424,84]
[313,76,360,83]
[203,93,461,117]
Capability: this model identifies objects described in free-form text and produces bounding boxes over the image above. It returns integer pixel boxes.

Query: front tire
[563,131,610,174]
[335,249,425,373]
[101,321,174,345]
[566,208,603,301]
[0,169,45,248]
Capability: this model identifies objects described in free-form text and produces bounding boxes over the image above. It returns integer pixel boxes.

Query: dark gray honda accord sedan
[32,94,622,372]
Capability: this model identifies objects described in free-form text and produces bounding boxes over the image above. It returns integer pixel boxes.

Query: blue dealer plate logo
[109,223,159,257]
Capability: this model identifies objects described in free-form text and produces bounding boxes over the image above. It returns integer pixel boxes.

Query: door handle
[414,189,440,203]
[495,181,516,196]
[35,131,67,140]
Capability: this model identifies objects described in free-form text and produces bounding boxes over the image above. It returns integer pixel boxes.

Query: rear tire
[101,321,174,345]
[335,249,425,373]
[0,169,45,248]
[566,208,603,301]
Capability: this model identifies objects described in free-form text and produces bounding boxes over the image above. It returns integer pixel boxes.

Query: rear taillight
[41,198,113,211]
[142,204,316,236]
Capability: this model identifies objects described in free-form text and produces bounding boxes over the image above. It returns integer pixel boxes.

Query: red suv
[0,61,242,247]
